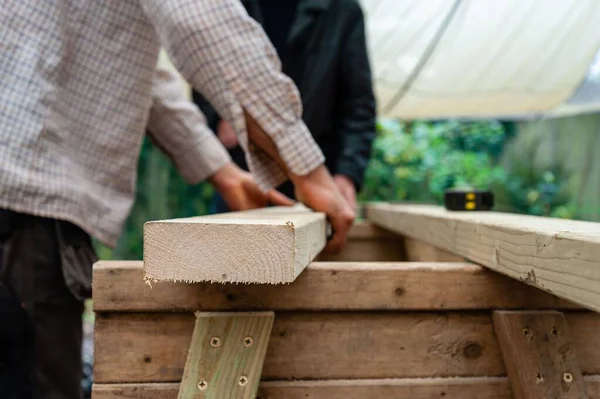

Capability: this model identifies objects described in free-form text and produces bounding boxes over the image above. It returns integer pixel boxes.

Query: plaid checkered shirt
[0,0,324,246]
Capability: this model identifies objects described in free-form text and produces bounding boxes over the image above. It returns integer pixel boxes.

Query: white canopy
[362,0,600,119]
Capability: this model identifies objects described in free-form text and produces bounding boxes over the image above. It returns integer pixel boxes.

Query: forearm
[147,67,231,184]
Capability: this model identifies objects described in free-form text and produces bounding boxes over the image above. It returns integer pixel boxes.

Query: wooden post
[492,310,588,399]
[178,312,274,399]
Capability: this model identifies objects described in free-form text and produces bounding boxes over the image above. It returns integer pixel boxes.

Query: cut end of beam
[143,209,326,285]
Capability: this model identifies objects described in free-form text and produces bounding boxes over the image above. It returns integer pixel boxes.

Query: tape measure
[444,189,494,211]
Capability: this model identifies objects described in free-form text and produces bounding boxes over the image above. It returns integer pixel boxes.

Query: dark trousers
[0,211,96,399]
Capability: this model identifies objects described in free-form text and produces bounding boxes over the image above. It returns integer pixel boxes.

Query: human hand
[210,163,293,210]
[217,120,238,149]
[294,166,356,253]
[242,110,355,252]
[333,174,357,211]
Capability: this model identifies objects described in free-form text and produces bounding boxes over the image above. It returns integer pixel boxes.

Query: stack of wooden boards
[93,204,600,398]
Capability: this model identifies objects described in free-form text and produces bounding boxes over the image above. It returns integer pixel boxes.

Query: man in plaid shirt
[0,1,355,397]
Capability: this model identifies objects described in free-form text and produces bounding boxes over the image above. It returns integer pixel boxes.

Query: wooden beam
[93,312,506,383]
[178,312,273,399]
[93,261,577,312]
[144,207,326,284]
[93,376,600,399]
[367,203,600,312]
[404,237,465,262]
[493,311,588,399]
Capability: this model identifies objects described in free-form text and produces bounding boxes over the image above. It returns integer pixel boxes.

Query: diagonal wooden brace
[493,310,588,399]
[178,312,274,399]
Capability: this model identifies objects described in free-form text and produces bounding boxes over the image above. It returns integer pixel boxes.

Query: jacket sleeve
[336,1,377,191]
[147,67,231,185]
[141,0,325,190]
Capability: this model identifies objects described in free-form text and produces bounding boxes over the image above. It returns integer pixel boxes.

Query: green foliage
[360,119,507,203]
[359,119,577,219]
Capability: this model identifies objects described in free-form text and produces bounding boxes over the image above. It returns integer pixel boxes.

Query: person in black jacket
[194,0,376,212]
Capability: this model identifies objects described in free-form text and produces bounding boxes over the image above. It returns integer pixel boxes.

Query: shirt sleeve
[147,67,231,185]
[336,1,377,191]
[140,0,324,190]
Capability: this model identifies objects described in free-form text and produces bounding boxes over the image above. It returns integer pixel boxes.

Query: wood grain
[493,311,588,399]
[404,236,465,262]
[367,203,600,312]
[93,261,577,312]
[93,312,505,383]
[144,207,326,284]
[178,312,273,399]
[317,221,406,262]
[93,376,600,399]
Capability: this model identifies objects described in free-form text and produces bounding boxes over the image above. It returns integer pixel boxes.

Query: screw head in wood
[239,376,248,386]
[198,380,208,390]
[563,372,573,383]
[210,337,221,347]
[244,337,254,347]
[522,327,532,338]
[550,326,558,337]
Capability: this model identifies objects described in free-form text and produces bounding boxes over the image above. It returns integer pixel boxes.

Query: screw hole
[563,372,573,383]
[536,372,545,384]
[550,326,558,337]
[244,337,254,347]
[210,337,221,348]
[239,376,248,386]
[198,380,208,390]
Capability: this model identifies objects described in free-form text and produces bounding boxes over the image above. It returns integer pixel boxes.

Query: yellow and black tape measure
[444,189,494,211]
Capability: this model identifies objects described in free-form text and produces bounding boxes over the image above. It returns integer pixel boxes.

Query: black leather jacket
[193,0,376,192]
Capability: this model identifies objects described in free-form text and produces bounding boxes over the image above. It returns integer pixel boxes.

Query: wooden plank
[93,312,505,383]
[93,376,600,399]
[178,312,273,399]
[316,239,406,262]
[404,236,465,262]
[144,207,326,284]
[93,261,577,312]
[341,221,401,240]
[367,203,600,312]
[493,311,588,399]
[317,220,405,261]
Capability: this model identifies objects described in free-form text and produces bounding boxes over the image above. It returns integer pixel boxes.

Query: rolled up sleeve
[140,0,324,189]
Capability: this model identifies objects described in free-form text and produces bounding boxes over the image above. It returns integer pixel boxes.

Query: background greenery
[97,117,589,260]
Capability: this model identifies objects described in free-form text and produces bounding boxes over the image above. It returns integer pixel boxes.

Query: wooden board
[144,207,326,284]
[367,203,600,312]
[317,221,406,262]
[93,261,577,312]
[94,312,506,383]
[404,236,465,262]
[178,312,273,399]
[493,311,588,399]
[93,376,600,399]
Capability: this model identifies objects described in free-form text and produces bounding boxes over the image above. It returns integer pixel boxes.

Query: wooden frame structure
[93,204,600,398]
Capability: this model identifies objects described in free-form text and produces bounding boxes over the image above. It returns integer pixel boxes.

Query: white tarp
[362,0,600,119]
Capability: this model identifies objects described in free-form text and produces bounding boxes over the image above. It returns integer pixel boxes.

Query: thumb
[268,190,295,206]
